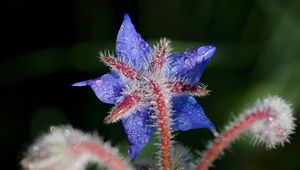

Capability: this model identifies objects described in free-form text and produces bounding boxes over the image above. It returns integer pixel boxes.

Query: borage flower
[73,14,216,161]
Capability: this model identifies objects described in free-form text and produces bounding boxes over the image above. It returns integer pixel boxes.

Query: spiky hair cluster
[21,126,133,170]
[98,38,215,169]
[99,39,210,124]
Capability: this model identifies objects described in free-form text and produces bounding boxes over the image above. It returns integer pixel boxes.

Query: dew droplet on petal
[64,129,71,136]
[33,146,40,151]
[50,126,55,131]
[95,80,102,85]
[130,48,138,57]
[137,121,143,126]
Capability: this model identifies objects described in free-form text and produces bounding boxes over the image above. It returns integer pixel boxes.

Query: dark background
[1,0,300,169]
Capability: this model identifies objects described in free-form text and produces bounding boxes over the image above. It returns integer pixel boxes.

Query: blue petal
[72,72,126,104]
[171,95,215,131]
[121,107,154,160]
[116,14,151,70]
[164,45,215,84]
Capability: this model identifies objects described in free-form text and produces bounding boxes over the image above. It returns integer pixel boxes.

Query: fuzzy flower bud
[21,125,133,170]
[195,95,296,170]
[248,96,296,148]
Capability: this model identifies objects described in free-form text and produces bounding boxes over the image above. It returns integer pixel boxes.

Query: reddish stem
[72,141,132,170]
[150,80,171,170]
[195,111,267,170]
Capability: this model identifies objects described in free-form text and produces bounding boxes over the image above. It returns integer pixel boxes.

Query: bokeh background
[1,0,300,169]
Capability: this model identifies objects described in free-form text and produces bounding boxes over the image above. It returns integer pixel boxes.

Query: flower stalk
[195,96,295,170]
[71,141,132,170]
[150,80,172,170]
[195,111,266,170]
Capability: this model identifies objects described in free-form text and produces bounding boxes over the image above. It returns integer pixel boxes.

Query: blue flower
[73,14,216,160]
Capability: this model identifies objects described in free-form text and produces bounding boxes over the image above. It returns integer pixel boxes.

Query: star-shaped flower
[73,14,216,160]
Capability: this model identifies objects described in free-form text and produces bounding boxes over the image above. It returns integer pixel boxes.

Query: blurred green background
[1,0,300,169]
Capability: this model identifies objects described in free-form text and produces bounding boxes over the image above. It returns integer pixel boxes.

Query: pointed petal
[164,45,216,84]
[171,95,215,131]
[121,107,154,160]
[72,72,126,104]
[116,14,151,70]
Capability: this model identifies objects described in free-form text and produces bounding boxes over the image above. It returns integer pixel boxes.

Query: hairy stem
[195,111,267,170]
[72,141,132,170]
[150,80,171,170]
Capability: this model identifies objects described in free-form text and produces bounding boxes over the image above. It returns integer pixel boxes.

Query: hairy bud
[195,96,296,170]
[21,126,132,170]
[248,96,296,147]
